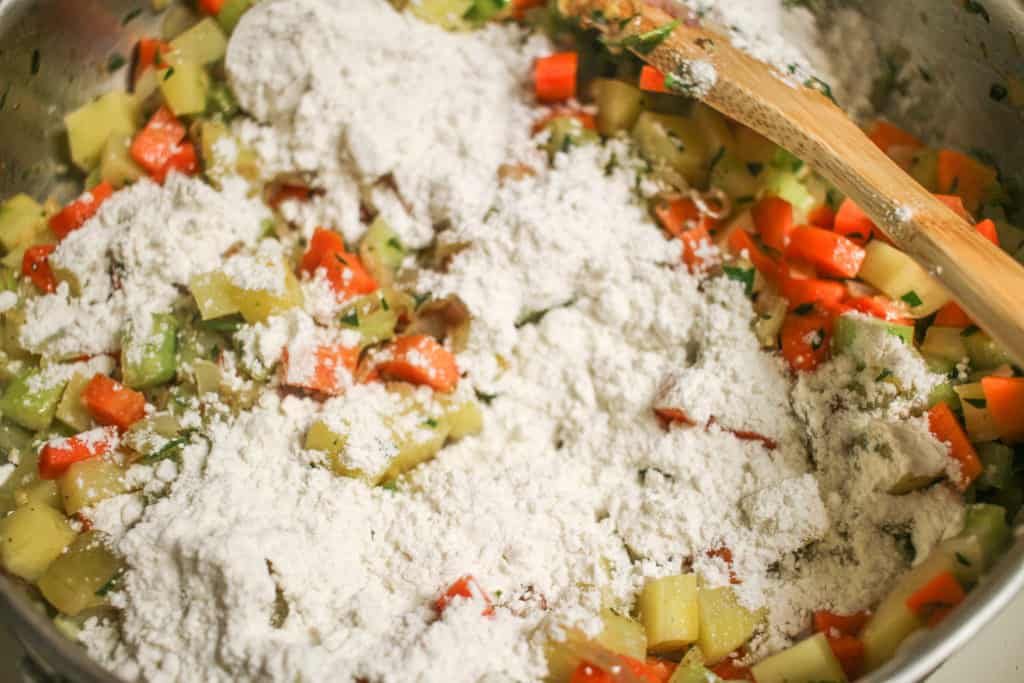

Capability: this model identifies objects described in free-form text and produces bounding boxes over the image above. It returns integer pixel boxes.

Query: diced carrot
[134,37,172,84]
[130,106,189,181]
[300,227,347,274]
[927,402,983,489]
[679,224,712,270]
[975,218,1000,246]
[534,52,578,103]
[511,0,545,19]
[644,658,677,683]
[81,374,147,431]
[780,306,833,372]
[833,198,875,246]
[825,634,865,680]
[281,344,358,397]
[638,65,669,93]
[531,108,597,135]
[654,198,716,239]
[981,376,1024,443]
[813,610,870,636]
[570,658,662,683]
[785,225,866,279]
[38,427,118,480]
[727,230,779,283]
[807,204,836,229]
[844,296,913,325]
[933,301,973,328]
[934,194,970,221]
[752,196,794,252]
[152,141,199,184]
[50,182,115,239]
[21,245,57,294]
[320,251,378,301]
[905,571,966,622]
[706,546,740,584]
[779,272,846,312]
[377,335,459,393]
[436,576,494,617]
[268,185,312,209]
[198,0,224,15]
[936,149,998,214]
[867,120,922,154]
[709,657,754,681]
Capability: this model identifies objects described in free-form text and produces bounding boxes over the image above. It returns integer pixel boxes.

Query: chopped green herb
[30,49,40,75]
[805,76,837,104]
[876,369,893,382]
[122,7,143,25]
[961,325,981,337]
[955,552,972,566]
[210,344,221,362]
[515,299,575,328]
[722,265,756,296]
[198,314,245,333]
[386,236,403,251]
[475,389,499,405]
[94,568,125,597]
[413,292,431,309]
[259,218,277,239]
[810,329,825,351]
[963,1,991,23]
[423,418,439,428]
[380,480,398,492]
[340,310,360,327]
[990,83,1008,102]
[607,20,680,54]
[140,432,195,465]
[826,188,842,210]
[964,397,987,409]
[793,302,815,316]
[901,290,923,307]
[380,296,390,312]
[746,162,763,177]
[107,53,127,73]
[163,67,176,81]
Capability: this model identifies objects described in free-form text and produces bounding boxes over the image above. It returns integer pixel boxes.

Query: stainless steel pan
[0,1,1022,681]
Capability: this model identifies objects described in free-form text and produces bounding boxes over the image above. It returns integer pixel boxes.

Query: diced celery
[760,169,816,222]
[100,132,144,189]
[217,0,253,33]
[696,586,762,664]
[359,217,407,286]
[963,330,1014,370]
[192,359,221,396]
[229,267,304,324]
[0,504,76,581]
[64,91,142,171]
[37,531,121,616]
[205,82,239,120]
[464,0,509,23]
[859,241,951,316]
[1,308,31,361]
[954,383,1000,442]
[640,574,699,654]
[122,313,179,389]
[190,271,241,320]
[594,78,644,136]
[833,314,914,353]
[596,609,647,661]
[0,369,67,432]
[920,326,967,373]
[59,459,126,515]
[960,504,1011,568]
[123,413,182,457]
[158,62,210,117]
[632,111,710,186]
[977,443,1014,490]
[543,117,600,159]
[169,17,228,65]
[928,382,960,410]
[750,632,847,683]
[668,662,721,683]
[55,373,92,432]
[340,292,399,347]
[0,194,44,251]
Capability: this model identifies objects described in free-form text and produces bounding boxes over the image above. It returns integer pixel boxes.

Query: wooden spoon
[563,0,1024,367]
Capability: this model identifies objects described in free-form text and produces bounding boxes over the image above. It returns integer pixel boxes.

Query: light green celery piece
[0,369,67,432]
[122,313,179,389]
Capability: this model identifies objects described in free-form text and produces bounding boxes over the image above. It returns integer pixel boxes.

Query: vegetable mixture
[0,2,1022,683]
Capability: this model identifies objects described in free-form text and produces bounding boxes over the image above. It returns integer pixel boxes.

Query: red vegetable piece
[134,37,172,84]
[534,52,578,103]
[833,198,875,246]
[50,182,115,239]
[435,575,494,617]
[376,335,459,393]
[752,196,794,252]
[905,571,966,622]
[726,230,780,283]
[81,374,147,431]
[38,427,118,480]
[780,305,833,372]
[927,402,983,489]
[21,245,57,293]
[638,65,669,93]
[785,225,866,279]
[974,218,1000,246]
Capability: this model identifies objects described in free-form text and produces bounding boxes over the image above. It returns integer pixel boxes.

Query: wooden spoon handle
[575,1,1024,366]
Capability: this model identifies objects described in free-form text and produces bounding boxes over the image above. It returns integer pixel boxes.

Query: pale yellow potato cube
[640,574,699,654]
[37,531,122,616]
[751,632,847,683]
[59,459,126,515]
[0,504,76,581]
[696,586,763,664]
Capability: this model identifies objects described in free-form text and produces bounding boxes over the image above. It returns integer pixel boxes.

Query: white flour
[60,1,968,681]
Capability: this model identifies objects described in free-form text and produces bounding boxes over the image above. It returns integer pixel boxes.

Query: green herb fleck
[964,397,987,409]
[475,389,499,405]
[955,552,972,566]
[989,83,1009,102]
[805,76,837,104]
[608,20,680,55]
[413,292,431,309]
[381,480,398,492]
[734,195,755,204]
[961,325,980,337]
[901,290,923,307]
[876,369,893,382]
[95,568,125,597]
[140,431,196,466]
[106,52,126,73]
[423,418,439,428]
[340,310,360,327]
[722,265,755,296]
[810,329,825,350]
[122,7,143,25]
[163,67,175,81]
[746,162,763,177]
[209,344,221,362]
[198,314,245,333]
[380,296,390,312]
[30,49,40,75]
[386,236,403,252]
[793,302,815,316]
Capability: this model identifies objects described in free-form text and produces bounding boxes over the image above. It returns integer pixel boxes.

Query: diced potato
[229,267,304,324]
[0,448,40,514]
[954,383,1000,442]
[190,271,241,320]
[59,459,126,515]
[0,369,67,432]
[543,117,600,159]
[696,586,763,664]
[1,308,31,361]
[15,479,61,510]
[710,151,761,200]
[100,132,144,189]
[754,291,787,350]
[920,326,967,373]
[380,421,450,483]
[0,504,76,581]
[359,216,406,286]
[409,0,474,30]
[861,548,957,672]
[192,359,222,396]
[37,531,121,616]
[594,78,644,136]
[640,574,700,654]
[858,241,950,316]
[64,91,142,171]
[198,120,260,187]
[0,194,44,251]
[668,662,719,683]
[596,609,647,661]
[158,62,210,117]
[632,111,710,186]
[169,17,228,65]
[444,400,483,440]
[123,413,182,457]
[217,0,253,33]
[750,632,847,683]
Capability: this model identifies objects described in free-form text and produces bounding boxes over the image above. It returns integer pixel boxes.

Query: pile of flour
[65,1,966,681]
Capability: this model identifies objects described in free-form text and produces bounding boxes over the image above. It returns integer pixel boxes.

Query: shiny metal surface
[0,1,1022,681]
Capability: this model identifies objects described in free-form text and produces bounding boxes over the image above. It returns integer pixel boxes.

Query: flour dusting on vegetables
[0,1,1021,683]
